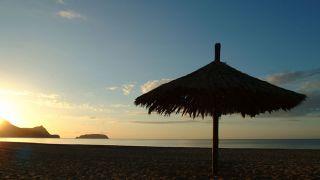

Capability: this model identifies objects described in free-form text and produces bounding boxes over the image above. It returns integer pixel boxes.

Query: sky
[0,0,319,139]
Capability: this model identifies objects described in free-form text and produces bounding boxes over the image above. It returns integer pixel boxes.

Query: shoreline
[1,140,320,150]
[0,141,319,179]
[0,138,319,150]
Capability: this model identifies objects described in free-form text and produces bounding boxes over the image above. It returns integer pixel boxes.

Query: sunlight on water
[0,138,319,149]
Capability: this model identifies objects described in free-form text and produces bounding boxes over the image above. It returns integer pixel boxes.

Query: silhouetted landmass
[76,134,109,139]
[0,120,60,138]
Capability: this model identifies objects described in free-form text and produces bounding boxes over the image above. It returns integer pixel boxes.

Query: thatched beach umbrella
[134,43,306,177]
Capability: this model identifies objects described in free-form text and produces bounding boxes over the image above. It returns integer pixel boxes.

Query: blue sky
[0,0,319,138]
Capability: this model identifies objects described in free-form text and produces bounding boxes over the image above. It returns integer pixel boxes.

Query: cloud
[35,97,109,112]
[141,79,171,93]
[37,93,60,99]
[0,88,109,112]
[130,120,207,124]
[56,0,65,4]
[258,69,320,118]
[110,104,130,108]
[106,86,118,91]
[0,89,31,96]
[122,84,135,95]
[124,110,146,116]
[106,83,136,95]
[258,90,320,118]
[0,89,69,109]
[299,81,320,92]
[265,68,320,85]
[292,81,320,117]
[56,10,86,20]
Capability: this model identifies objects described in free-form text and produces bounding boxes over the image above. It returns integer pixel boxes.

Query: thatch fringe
[135,62,306,118]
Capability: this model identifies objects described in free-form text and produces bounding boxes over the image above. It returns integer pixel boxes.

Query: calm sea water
[0,138,319,149]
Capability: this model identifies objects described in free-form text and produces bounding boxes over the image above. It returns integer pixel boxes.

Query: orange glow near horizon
[0,100,24,126]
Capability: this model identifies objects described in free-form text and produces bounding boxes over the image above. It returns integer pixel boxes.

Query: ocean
[0,138,319,149]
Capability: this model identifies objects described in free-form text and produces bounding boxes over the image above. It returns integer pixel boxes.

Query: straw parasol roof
[135,48,305,118]
[134,43,306,177]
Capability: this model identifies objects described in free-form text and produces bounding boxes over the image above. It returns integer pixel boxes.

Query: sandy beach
[0,142,319,179]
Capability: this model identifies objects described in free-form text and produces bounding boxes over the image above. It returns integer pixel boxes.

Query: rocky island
[76,134,109,139]
[0,120,60,138]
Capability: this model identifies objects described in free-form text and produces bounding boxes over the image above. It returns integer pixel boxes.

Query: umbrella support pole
[212,115,219,178]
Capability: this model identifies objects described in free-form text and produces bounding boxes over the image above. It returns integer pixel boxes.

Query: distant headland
[0,120,60,138]
[76,134,109,139]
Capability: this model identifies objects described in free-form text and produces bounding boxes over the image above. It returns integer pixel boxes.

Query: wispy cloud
[265,68,320,85]
[0,89,67,109]
[106,83,136,95]
[258,90,320,118]
[299,81,320,93]
[56,0,65,4]
[130,120,207,124]
[0,88,108,112]
[110,104,130,108]
[122,84,135,95]
[56,10,86,20]
[123,109,146,116]
[141,79,171,93]
[260,69,320,118]
[0,89,31,96]
[106,86,118,91]
[295,80,320,117]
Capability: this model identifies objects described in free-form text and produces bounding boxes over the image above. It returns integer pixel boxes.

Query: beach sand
[0,142,319,179]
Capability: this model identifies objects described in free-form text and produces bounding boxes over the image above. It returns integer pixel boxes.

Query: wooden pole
[214,43,221,62]
[212,114,219,178]
[213,43,221,177]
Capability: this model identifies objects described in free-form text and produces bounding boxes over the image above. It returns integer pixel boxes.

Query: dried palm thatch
[135,59,306,118]
[134,43,306,177]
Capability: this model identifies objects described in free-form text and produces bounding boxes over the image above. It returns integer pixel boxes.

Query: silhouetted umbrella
[134,43,306,177]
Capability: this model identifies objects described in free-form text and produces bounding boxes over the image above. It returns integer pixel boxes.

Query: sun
[0,101,23,126]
